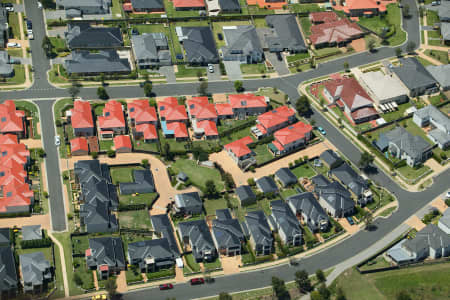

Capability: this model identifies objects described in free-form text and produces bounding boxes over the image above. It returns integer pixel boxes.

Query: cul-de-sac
[0,0,449,299]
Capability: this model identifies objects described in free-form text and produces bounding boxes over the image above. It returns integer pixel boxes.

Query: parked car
[347,216,354,226]
[5,6,14,12]
[276,52,283,61]
[37,2,42,9]
[91,294,107,300]
[317,126,326,135]
[54,135,61,146]
[28,32,34,40]
[7,42,21,48]
[431,1,440,6]
[190,278,205,285]
[26,20,32,30]
[217,33,223,40]
[208,64,214,73]
[159,284,173,290]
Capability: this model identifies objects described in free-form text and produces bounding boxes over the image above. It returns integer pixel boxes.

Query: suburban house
[86,237,126,279]
[128,99,158,126]
[123,0,165,13]
[309,19,364,48]
[75,160,119,233]
[426,1,450,22]
[235,185,256,206]
[64,50,131,76]
[174,192,203,215]
[0,100,26,137]
[221,25,264,63]
[65,23,123,49]
[215,103,234,120]
[378,126,433,167]
[67,100,95,136]
[158,97,189,140]
[131,33,171,68]
[320,149,343,170]
[127,239,176,273]
[19,252,52,293]
[114,135,132,153]
[55,0,112,18]
[178,219,217,262]
[118,169,155,195]
[391,58,439,97]
[426,64,450,91]
[0,51,14,78]
[22,225,42,241]
[274,167,297,187]
[134,123,158,142]
[309,11,339,24]
[0,228,11,246]
[438,208,450,234]
[252,105,296,138]
[330,162,372,206]
[0,246,18,297]
[187,97,219,139]
[176,27,219,65]
[243,210,273,256]
[172,0,206,11]
[0,9,8,49]
[256,176,279,194]
[287,192,329,233]
[269,122,313,156]
[268,200,302,247]
[224,136,256,169]
[70,137,89,156]
[332,0,388,17]
[442,23,450,45]
[246,0,287,10]
[98,100,127,138]
[210,0,241,14]
[228,93,269,119]
[323,76,378,124]
[312,174,355,218]
[212,209,245,256]
[264,14,307,53]
[413,105,450,150]
[150,214,181,255]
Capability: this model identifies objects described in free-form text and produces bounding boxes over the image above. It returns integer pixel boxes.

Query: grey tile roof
[287,192,328,232]
[442,23,450,41]
[392,58,437,91]
[403,224,450,253]
[311,174,330,187]
[221,25,263,60]
[256,176,279,194]
[175,192,202,212]
[65,50,131,75]
[415,105,450,133]
[439,208,450,231]
[426,64,450,89]
[131,0,164,10]
[119,169,156,195]
[56,0,111,10]
[236,185,256,205]
[245,210,273,247]
[131,33,171,66]
[22,225,42,241]
[269,200,302,240]
[428,128,450,146]
[212,215,245,250]
[0,51,13,77]
[19,252,51,288]
[219,0,240,11]
[330,162,368,198]
[275,168,297,187]
[384,126,432,160]
[79,201,118,233]
[0,9,6,47]
[0,228,10,245]
[216,208,232,221]
[0,246,17,293]
[66,23,123,49]
[86,237,126,269]
[150,214,180,255]
[265,14,307,52]
[315,180,354,212]
[178,219,216,261]
[319,150,343,169]
[128,238,175,265]
[177,27,219,64]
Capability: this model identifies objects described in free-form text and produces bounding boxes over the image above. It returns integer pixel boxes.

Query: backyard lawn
[291,163,317,179]
[99,139,113,151]
[110,166,145,185]
[300,17,312,37]
[289,3,323,13]
[204,198,228,216]
[111,0,124,18]
[171,159,224,191]
[220,126,255,144]
[397,164,431,181]
[253,143,274,164]
[381,102,412,122]
[119,192,158,206]
[118,210,153,229]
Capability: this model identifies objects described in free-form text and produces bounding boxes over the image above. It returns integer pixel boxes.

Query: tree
[197,69,203,81]
[295,270,312,293]
[310,118,316,127]
[315,269,326,283]
[41,0,55,9]
[336,287,347,300]
[338,117,343,128]
[247,178,255,186]
[198,81,208,96]
[107,149,116,158]
[317,284,331,300]
[218,292,232,300]
[97,87,109,100]
[234,80,244,92]
[406,41,416,53]
[205,180,218,197]
[295,95,311,116]
[143,82,153,97]
[163,143,173,160]
[396,291,412,300]
[73,273,83,286]
[99,73,106,86]
[395,47,402,57]
[271,276,289,300]
[104,277,117,298]
[310,291,324,300]
[364,211,374,230]
[141,159,149,168]
[42,36,53,58]
[367,38,376,52]
[37,148,46,158]
[343,61,349,71]
[358,151,374,170]
[68,80,80,100]
[90,152,98,159]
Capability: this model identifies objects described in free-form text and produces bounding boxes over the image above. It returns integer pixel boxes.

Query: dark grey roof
[131,0,164,10]
[236,185,256,202]
[178,219,216,260]
[22,225,42,241]
[403,224,450,253]
[0,228,10,245]
[375,133,389,152]
[428,128,450,146]
[131,33,171,65]
[256,176,279,194]
[175,192,202,209]
[330,162,368,198]
[87,237,126,269]
[177,27,219,64]
[65,50,131,75]
[66,23,123,49]
[119,169,155,195]
[150,214,180,255]
[79,200,118,233]
[392,58,437,91]
[216,208,232,221]
[319,150,343,169]
[221,25,263,58]
[311,174,330,188]
[287,192,328,232]
[315,180,354,212]
[0,246,17,293]
[265,14,307,52]
[384,126,432,160]
[0,51,13,77]
[270,200,302,239]
[245,210,273,247]
[275,168,297,187]
[56,0,111,10]
[426,64,450,88]
[128,238,175,263]
[19,252,51,287]
[219,0,240,11]
[212,216,245,250]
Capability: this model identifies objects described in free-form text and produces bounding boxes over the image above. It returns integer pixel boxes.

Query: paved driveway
[44,10,66,20]
[207,64,222,81]
[265,52,289,76]
[159,66,176,83]
[223,61,242,80]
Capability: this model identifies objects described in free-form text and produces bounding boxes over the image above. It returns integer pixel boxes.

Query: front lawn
[396,164,431,181]
[286,52,310,63]
[126,268,143,284]
[110,166,145,185]
[253,143,274,165]
[8,13,20,39]
[1,65,26,85]
[203,257,222,271]
[426,9,439,26]
[240,63,267,75]
[175,65,207,78]
[424,49,449,64]
[118,210,152,230]
[111,0,124,18]
[171,159,224,191]
[7,48,23,57]
[291,163,316,179]
[184,253,201,272]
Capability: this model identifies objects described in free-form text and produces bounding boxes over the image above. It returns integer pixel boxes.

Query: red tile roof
[0,180,33,213]
[98,100,126,129]
[85,249,92,257]
[310,11,339,23]
[0,134,18,145]
[351,107,379,121]
[228,94,268,109]
[257,106,295,131]
[128,99,158,124]
[0,143,29,166]
[71,100,94,129]
[310,19,363,45]
[0,100,25,134]
[172,0,205,8]
[158,97,188,122]
[114,135,132,150]
[70,137,89,153]
[323,77,375,112]
[273,122,312,148]
[135,123,158,140]
[0,162,27,187]
[197,120,218,136]
[215,103,233,116]
[224,136,254,158]
[246,0,287,10]
[166,121,188,139]
[341,0,388,14]
[187,97,217,120]
[99,265,109,271]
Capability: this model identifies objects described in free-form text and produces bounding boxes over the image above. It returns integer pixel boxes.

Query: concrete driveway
[223,61,242,80]
[265,52,289,76]
[207,64,222,81]
[159,66,176,83]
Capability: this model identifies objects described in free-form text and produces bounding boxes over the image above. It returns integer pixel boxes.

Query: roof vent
[1,117,5,122]
[241,101,247,106]
[105,112,110,117]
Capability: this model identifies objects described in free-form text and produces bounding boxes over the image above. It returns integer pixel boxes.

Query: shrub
[107,149,116,158]
[247,178,255,186]
[90,152,98,159]
[20,238,52,249]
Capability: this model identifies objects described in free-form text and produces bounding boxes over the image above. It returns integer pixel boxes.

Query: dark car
[190,278,205,285]
[217,33,223,40]
[26,20,32,30]
[276,52,282,61]
[159,283,173,290]
[131,28,139,35]
[346,216,354,226]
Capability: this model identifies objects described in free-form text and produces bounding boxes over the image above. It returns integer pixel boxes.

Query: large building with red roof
[164,121,189,140]
[0,100,26,138]
[215,103,234,120]
[70,137,89,156]
[224,136,256,169]
[98,101,127,139]
[69,100,95,137]
[310,11,339,24]
[134,123,158,143]
[323,76,378,124]
[270,122,313,156]
[309,19,363,48]
[228,93,269,119]
[128,99,158,126]
[157,97,188,123]
[171,0,205,10]
[333,0,391,17]
[253,105,296,138]
[187,97,218,122]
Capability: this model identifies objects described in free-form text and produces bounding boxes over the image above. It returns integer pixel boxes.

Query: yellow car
[91,295,107,300]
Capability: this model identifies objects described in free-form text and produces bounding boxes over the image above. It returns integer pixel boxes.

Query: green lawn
[381,102,412,122]
[7,48,23,57]
[184,253,201,272]
[417,56,436,67]
[397,164,431,181]
[255,88,289,104]
[164,0,202,17]
[111,0,124,18]
[176,65,207,78]
[99,139,113,151]
[217,116,256,134]
[253,143,274,164]
[120,192,158,206]
[132,24,168,34]
[240,63,267,74]
[289,3,323,13]
[300,17,312,37]
[110,166,145,185]
[424,49,448,64]
[8,13,20,39]
[1,65,26,85]
[253,18,267,28]
[126,269,143,284]
[426,10,440,26]
[379,205,397,217]
[220,126,255,144]
[313,47,342,57]
[286,52,310,63]
[280,187,300,199]
[203,257,222,270]
[171,159,224,191]
[204,198,228,216]
[247,5,275,15]
[133,139,160,152]
[291,163,316,179]
[385,4,407,46]
[118,210,153,229]
[359,255,391,272]
[357,14,390,36]
[49,37,67,51]
[159,132,189,152]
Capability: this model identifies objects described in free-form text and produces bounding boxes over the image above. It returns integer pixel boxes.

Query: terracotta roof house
[246,0,287,10]
[195,120,219,139]
[163,121,189,140]
[187,97,218,122]
[158,97,188,123]
[323,76,378,124]
[0,134,18,145]
[113,135,132,153]
[224,136,256,169]
[134,123,158,142]
[215,103,234,119]
[0,100,26,138]
[171,0,205,10]
[310,11,339,24]
[98,100,126,138]
[253,105,296,138]
[228,93,269,120]
[68,100,95,137]
[309,19,363,48]
[270,122,313,156]
[70,137,89,156]
[123,0,164,13]
[333,0,389,17]
[128,99,158,126]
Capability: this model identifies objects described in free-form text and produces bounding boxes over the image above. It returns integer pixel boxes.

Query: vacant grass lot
[118,210,153,229]
[110,166,145,185]
[171,159,224,191]
[204,198,228,216]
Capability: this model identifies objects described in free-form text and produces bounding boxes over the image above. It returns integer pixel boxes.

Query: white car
[54,135,61,146]
[5,7,14,12]
[37,2,42,9]
[7,42,21,48]
[208,64,214,73]
[27,29,33,34]
[28,33,34,40]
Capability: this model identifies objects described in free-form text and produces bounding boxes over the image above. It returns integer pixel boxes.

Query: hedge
[20,237,52,249]
[219,119,256,138]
